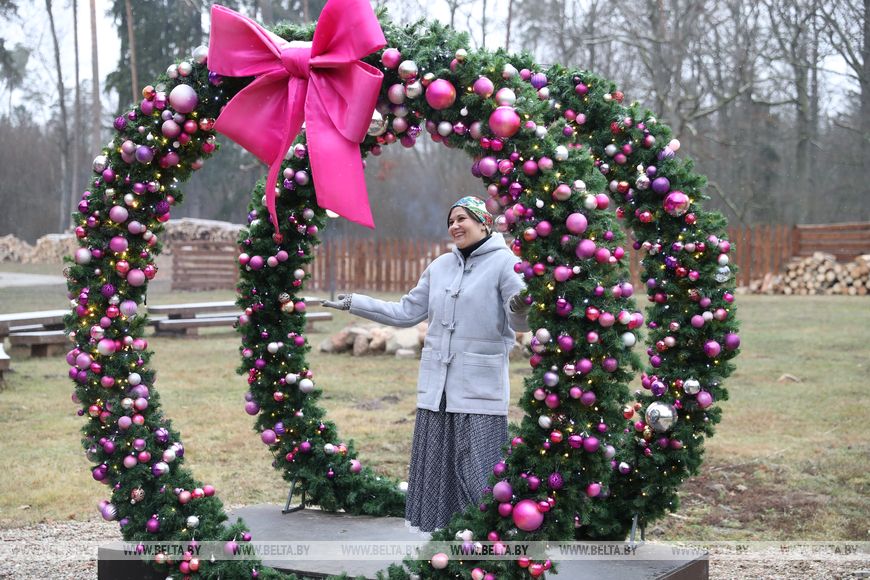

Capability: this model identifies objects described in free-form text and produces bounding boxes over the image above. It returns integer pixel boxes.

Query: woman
[323,196,530,532]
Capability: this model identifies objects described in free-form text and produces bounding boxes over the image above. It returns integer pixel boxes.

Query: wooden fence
[171,240,239,291]
[169,223,870,292]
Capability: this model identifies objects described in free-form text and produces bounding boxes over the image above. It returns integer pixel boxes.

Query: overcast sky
[0,0,857,125]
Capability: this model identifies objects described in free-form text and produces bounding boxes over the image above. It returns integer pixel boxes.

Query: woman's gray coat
[349,234,529,416]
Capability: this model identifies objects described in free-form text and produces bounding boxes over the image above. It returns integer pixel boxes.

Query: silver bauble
[405,80,423,99]
[187,515,200,528]
[683,378,701,395]
[367,110,387,136]
[538,415,552,429]
[298,378,315,393]
[715,266,731,283]
[397,60,418,80]
[192,45,209,65]
[554,145,569,161]
[645,401,678,432]
[93,154,108,173]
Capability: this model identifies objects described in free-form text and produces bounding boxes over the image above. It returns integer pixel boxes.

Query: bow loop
[207,1,386,229]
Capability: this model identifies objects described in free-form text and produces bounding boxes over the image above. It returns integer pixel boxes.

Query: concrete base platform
[98,504,708,579]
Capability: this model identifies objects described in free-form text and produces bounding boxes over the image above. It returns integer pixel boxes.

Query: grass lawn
[0,265,867,542]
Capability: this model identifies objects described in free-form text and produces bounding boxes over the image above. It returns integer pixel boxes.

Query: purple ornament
[580,390,596,406]
[651,177,670,194]
[548,472,564,490]
[492,480,513,502]
[696,391,714,408]
[261,429,277,445]
[583,436,600,453]
[109,236,128,253]
[135,145,154,164]
[530,72,548,89]
[663,191,691,216]
[703,340,722,358]
[724,333,741,350]
[512,499,544,531]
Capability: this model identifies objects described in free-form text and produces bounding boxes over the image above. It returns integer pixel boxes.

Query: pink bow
[208,1,386,230]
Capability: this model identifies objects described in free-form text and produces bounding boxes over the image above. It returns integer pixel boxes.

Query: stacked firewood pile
[750,253,870,295]
[0,219,243,263]
[321,321,530,360]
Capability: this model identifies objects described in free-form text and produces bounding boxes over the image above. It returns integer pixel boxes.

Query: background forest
[0,0,867,243]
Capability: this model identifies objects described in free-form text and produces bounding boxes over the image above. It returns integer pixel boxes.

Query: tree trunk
[46,0,71,232]
[89,0,101,154]
[72,0,82,223]
[481,0,487,48]
[304,0,310,22]
[505,0,513,51]
[125,0,138,100]
[862,0,870,139]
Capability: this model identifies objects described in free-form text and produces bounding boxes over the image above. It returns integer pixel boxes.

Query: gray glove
[322,294,352,311]
[509,293,531,314]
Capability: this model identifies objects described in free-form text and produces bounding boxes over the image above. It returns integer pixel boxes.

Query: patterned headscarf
[448,196,494,229]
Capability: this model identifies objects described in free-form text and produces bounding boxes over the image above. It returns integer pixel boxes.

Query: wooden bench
[8,329,69,357]
[148,299,331,336]
[0,310,70,376]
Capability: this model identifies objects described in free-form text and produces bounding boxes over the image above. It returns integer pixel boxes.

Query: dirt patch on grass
[353,394,402,411]
[662,459,866,540]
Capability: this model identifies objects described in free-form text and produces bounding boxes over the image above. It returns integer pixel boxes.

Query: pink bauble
[575,239,596,258]
[425,79,456,110]
[478,156,498,177]
[97,338,116,356]
[123,455,138,469]
[244,401,260,415]
[109,205,129,224]
[473,76,494,97]
[261,429,277,445]
[119,300,138,317]
[350,459,362,474]
[74,248,92,265]
[498,502,513,517]
[697,391,714,408]
[488,106,521,138]
[75,352,93,369]
[161,119,181,138]
[169,83,199,114]
[586,482,601,497]
[248,255,265,270]
[553,265,572,282]
[703,340,722,358]
[431,553,449,570]
[381,48,401,69]
[663,191,691,216]
[127,269,146,287]
[109,236,128,253]
[492,480,513,502]
[512,499,544,531]
[565,212,588,234]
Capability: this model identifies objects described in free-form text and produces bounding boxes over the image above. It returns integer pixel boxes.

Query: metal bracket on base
[282,479,305,514]
[629,514,645,547]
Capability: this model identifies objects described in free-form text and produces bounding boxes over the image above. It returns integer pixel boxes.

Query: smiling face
[448,207,489,249]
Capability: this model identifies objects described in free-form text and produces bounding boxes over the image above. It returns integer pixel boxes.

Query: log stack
[750,252,870,295]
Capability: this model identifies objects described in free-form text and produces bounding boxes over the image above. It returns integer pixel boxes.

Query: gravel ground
[0,519,867,579]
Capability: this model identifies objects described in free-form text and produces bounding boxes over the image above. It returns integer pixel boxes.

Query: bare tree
[125,0,138,100]
[89,0,101,154]
[45,0,71,231]
[71,0,82,219]
[820,0,869,138]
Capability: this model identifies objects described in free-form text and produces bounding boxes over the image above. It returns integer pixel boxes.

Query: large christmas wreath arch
[64,2,739,578]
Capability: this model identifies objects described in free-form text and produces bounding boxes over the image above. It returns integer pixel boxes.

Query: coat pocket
[417,347,437,395]
[462,352,504,401]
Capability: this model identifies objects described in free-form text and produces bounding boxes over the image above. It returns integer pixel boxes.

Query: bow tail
[306,97,374,228]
